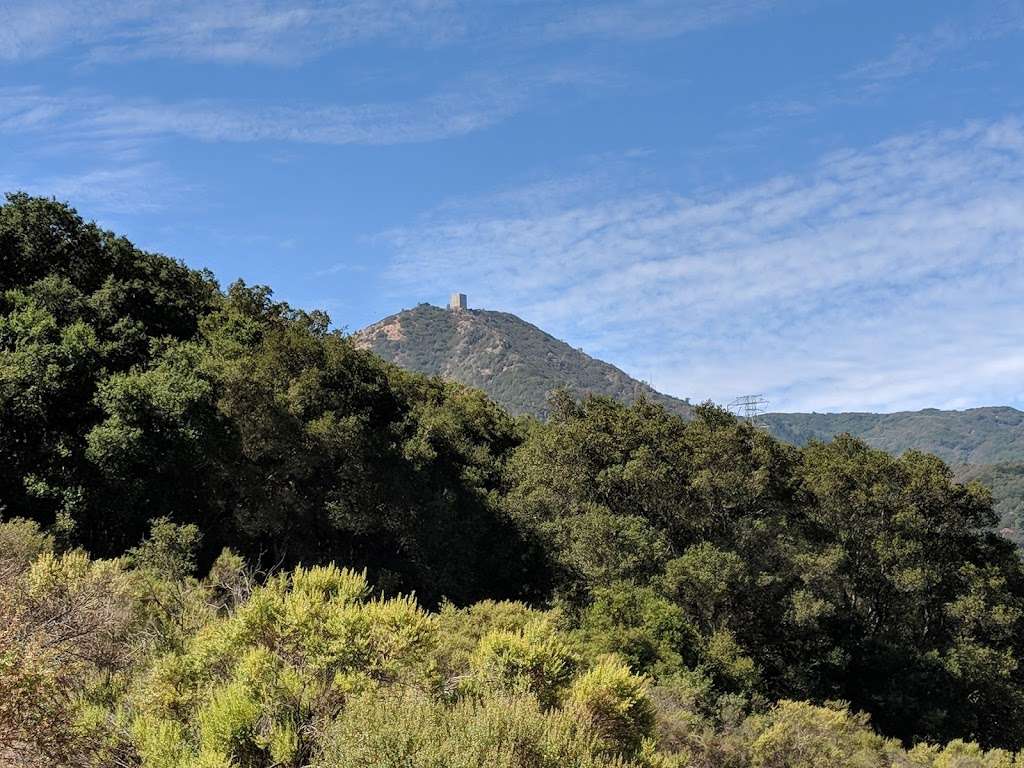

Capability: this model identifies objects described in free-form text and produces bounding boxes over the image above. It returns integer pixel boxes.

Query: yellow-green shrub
[907,739,1021,768]
[748,700,891,768]
[566,657,655,757]
[468,619,578,707]
[434,599,554,685]
[129,564,437,768]
[0,539,141,767]
[314,689,628,768]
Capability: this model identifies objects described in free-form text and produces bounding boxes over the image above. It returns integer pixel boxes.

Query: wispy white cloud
[379,117,1024,412]
[849,0,1024,85]
[0,74,545,147]
[0,163,188,215]
[0,0,462,63]
[0,0,783,64]
[539,0,776,41]
[747,1,1024,122]
[0,66,581,225]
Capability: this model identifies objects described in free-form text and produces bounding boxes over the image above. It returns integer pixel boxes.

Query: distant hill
[957,461,1024,544]
[761,407,1024,466]
[352,303,692,419]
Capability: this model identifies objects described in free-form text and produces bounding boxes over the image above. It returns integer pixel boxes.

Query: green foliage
[661,542,747,632]
[554,506,673,590]
[958,462,1024,544]
[356,303,1024,545]
[747,700,892,768]
[0,194,218,548]
[315,691,624,768]
[0,522,141,767]
[8,193,1024,759]
[0,516,54,569]
[566,657,656,757]
[505,397,1024,748]
[762,407,1024,466]
[433,599,555,681]
[4,538,1024,768]
[468,620,579,707]
[127,517,202,581]
[130,564,436,767]
[578,584,701,679]
[0,194,540,605]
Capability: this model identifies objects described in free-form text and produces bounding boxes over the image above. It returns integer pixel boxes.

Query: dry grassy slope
[352,303,693,419]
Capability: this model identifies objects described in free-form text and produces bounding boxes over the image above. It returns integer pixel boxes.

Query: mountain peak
[353,303,692,419]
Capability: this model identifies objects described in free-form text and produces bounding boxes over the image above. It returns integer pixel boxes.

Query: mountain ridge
[761,405,1024,466]
[354,304,1024,464]
[353,303,694,419]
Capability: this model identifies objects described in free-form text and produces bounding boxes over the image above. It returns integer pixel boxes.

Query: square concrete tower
[448,292,467,311]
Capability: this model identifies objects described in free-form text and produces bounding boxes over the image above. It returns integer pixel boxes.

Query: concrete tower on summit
[448,292,467,311]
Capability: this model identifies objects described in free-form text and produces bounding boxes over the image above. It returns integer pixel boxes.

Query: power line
[728,394,769,427]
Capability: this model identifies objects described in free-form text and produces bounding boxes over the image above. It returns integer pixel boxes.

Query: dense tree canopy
[3,193,1024,758]
[504,395,1024,746]
[0,193,535,605]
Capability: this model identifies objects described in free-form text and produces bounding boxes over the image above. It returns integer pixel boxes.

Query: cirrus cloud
[380,118,1024,412]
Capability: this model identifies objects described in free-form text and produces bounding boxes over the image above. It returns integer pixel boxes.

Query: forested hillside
[0,194,537,605]
[5,194,1024,767]
[761,408,1024,465]
[763,410,1024,541]
[957,461,1024,543]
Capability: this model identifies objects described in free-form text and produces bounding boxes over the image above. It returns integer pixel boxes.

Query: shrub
[578,583,700,679]
[566,658,655,758]
[434,600,554,690]
[314,690,625,768]
[128,564,437,767]
[468,620,579,708]
[748,700,890,768]
[0,544,140,767]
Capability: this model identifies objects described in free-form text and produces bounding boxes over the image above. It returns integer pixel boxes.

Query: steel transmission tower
[728,394,769,427]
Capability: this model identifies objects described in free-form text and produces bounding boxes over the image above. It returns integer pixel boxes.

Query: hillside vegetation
[762,408,1024,466]
[354,303,692,420]
[5,194,1024,766]
[6,521,1024,768]
[355,304,1024,541]
[763,411,1024,541]
[957,462,1024,544]
[0,194,535,605]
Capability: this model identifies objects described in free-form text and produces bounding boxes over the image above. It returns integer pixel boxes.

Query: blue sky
[2,0,1023,413]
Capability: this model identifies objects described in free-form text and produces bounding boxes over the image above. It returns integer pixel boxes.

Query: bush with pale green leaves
[3,518,1024,768]
[566,657,656,756]
[315,691,626,768]
[467,620,579,708]
[130,563,435,768]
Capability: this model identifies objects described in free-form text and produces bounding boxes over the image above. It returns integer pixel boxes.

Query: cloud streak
[380,118,1024,412]
[539,0,776,41]
[0,163,188,215]
[0,76,540,147]
[0,0,462,63]
[0,0,782,64]
[748,1,1024,122]
[849,0,1024,85]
